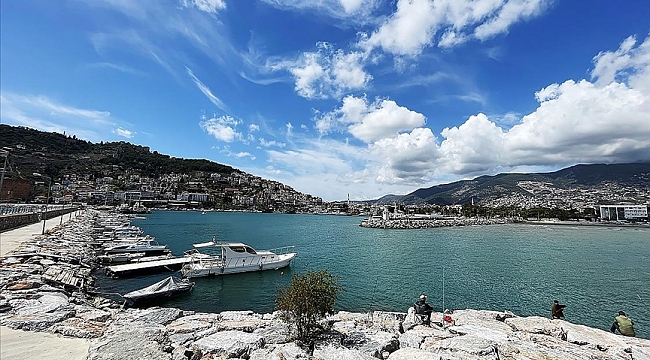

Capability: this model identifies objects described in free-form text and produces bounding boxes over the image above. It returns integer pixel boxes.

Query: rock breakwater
[1,210,649,359]
[360,217,520,229]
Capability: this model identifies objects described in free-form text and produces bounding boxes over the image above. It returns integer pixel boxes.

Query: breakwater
[359,216,520,229]
[1,210,649,359]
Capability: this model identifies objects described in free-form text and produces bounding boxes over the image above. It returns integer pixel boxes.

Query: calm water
[95,211,650,338]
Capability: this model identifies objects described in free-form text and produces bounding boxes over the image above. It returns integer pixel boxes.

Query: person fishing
[414,294,434,325]
[611,311,636,337]
[551,300,567,319]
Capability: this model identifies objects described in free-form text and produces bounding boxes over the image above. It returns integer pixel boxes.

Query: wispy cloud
[85,62,147,76]
[186,67,228,112]
[0,92,134,142]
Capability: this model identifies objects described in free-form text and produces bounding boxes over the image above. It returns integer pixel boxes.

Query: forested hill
[0,124,236,180]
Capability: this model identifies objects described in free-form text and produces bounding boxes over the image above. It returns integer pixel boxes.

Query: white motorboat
[104,239,170,255]
[181,240,297,278]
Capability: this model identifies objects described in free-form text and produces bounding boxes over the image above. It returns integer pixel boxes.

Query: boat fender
[220,266,224,273]
[259,263,263,270]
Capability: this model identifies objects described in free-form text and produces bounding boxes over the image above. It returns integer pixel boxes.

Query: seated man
[414,294,434,325]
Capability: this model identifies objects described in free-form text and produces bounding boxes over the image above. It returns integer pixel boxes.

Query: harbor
[1,208,649,359]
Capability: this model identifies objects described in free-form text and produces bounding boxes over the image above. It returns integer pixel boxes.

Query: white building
[599,205,648,221]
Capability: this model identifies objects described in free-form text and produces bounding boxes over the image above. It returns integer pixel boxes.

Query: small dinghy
[123,276,194,303]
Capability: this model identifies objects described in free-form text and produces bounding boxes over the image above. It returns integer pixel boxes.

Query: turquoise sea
[95,211,650,339]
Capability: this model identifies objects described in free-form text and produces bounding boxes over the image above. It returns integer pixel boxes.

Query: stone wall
[0,208,78,232]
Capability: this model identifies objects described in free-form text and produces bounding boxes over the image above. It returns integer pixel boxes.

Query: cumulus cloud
[435,35,650,174]
[315,95,427,143]
[360,0,551,56]
[305,34,650,197]
[199,115,242,142]
[274,43,371,99]
[370,127,440,184]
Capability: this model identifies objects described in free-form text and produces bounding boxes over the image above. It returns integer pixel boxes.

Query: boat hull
[181,253,296,278]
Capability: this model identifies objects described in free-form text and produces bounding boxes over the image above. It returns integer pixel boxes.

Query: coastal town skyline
[2,1,650,201]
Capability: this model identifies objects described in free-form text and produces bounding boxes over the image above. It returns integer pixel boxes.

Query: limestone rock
[249,342,310,359]
[51,317,106,338]
[0,310,75,331]
[87,328,170,360]
[312,344,378,360]
[387,347,449,360]
[253,321,292,344]
[192,330,264,357]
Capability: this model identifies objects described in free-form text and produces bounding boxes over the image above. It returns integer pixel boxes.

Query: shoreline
[1,209,649,359]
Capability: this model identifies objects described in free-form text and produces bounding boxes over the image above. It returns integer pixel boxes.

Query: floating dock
[105,257,192,277]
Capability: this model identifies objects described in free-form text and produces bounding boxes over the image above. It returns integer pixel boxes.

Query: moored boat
[123,276,194,304]
[181,240,297,278]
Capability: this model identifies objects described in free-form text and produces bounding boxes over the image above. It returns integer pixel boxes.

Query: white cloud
[360,0,551,56]
[114,127,135,138]
[370,127,440,184]
[298,34,650,200]
[315,95,427,143]
[436,35,650,173]
[234,151,255,160]
[259,138,286,148]
[199,115,242,142]
[258,0,379,20]
[186,67,228,112]
[249,124,260,132]
[180,0,226,14]
[0,92,118,141]
[591,35,650,93]
[277,43,371,99]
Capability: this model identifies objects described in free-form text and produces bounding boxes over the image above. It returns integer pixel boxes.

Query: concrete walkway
[0,210,91,360]
[0,211,81,256]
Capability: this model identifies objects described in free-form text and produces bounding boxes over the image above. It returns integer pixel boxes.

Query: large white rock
[312,344,378,360]
[192,330,264,357]
[249,342,309,359]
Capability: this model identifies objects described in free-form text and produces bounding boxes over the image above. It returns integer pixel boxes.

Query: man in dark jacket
[611,311,636,337]
[414,294,434,325]
[551,300,567,319]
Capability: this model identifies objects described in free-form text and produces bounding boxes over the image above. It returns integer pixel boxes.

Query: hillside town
[2,165,649,223]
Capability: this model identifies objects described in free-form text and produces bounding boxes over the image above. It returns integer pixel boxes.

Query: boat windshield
[228,246,257,254]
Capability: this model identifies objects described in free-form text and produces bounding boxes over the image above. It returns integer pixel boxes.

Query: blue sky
[2,0,649,201]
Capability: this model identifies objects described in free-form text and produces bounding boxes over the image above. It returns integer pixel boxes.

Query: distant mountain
[374,163,650,207]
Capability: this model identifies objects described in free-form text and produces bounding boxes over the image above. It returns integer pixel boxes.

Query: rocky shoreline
[1,210,649,359]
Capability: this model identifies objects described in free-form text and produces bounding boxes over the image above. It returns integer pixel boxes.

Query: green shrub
[275,269,344,342]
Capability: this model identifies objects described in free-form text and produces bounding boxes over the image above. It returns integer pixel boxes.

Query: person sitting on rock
[414,294,434,325]
[611,310,636,337]
[551,300,567,319]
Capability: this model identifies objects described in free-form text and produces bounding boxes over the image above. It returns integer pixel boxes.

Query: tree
[275,269,344,342]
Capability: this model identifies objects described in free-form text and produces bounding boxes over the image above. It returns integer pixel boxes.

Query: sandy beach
[0,213,91,360]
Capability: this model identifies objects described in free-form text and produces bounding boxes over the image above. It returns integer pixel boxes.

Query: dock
[105,257,192,277]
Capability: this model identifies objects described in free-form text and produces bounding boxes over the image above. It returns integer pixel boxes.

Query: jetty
[105,257,192,277]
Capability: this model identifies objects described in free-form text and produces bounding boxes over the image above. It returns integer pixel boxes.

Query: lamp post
[33,173,52,235]
[0,148,9,201]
